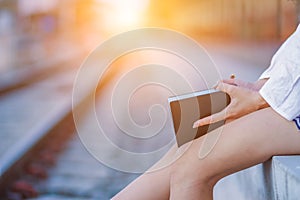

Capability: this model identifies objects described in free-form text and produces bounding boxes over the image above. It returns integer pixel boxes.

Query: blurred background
[0,1,300,199]
[0,0,299,74]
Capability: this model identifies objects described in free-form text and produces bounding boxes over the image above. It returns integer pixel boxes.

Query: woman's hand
[193,79,269,128]
[221,78,268,91]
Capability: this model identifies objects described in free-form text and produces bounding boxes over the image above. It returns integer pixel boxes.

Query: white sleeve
[259,24,300,120]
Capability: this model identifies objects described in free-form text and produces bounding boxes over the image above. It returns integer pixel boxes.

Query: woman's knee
[169,154,219,189]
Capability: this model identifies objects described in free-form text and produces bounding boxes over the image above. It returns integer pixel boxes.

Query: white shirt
[259,24,300,121]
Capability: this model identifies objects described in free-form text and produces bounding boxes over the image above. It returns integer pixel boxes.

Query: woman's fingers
[193,79,263,129]
[193,80,244,128]
[193,82,235,128]
[222,79,256,90]
[222,79,236,85]
[213,80,232,89]
[193,109,227,128]
[216,82,235,95]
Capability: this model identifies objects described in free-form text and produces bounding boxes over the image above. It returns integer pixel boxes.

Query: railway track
[0,56,139,199]
[0,57,85,199]
[1,110,76,200]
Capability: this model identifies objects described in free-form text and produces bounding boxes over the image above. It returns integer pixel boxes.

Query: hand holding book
[193,79,269,128]
[168,78,269,147]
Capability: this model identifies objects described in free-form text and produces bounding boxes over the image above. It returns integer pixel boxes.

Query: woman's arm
[193,79,269,128]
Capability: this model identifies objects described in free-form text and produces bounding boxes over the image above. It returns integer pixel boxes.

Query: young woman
[112,24,300,200]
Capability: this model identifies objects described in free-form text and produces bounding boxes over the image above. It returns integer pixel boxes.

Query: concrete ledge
[273,156,300,200]
[214,156,300,200]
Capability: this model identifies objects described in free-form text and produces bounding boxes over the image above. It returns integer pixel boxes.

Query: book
[168,89,230,147]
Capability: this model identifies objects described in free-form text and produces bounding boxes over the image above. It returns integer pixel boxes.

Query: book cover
[168,89,230,147]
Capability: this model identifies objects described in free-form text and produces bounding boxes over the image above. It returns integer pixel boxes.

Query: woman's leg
[112,108,300,200]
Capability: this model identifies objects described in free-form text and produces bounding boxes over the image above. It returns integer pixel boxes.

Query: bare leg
[112,108,300,200]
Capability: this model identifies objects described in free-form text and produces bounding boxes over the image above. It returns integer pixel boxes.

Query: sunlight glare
[97,0,149,32]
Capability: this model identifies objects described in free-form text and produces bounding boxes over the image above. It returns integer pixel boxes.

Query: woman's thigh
[171,107,300,185]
